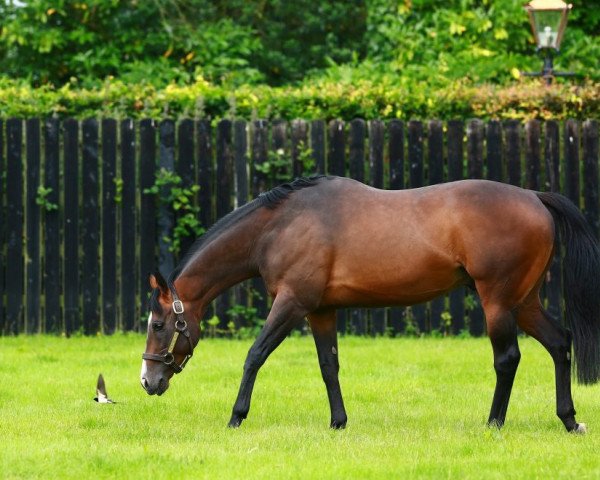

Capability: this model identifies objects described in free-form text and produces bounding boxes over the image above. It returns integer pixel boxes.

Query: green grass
[1,335,599,479]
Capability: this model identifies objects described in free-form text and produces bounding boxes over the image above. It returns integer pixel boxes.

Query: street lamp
[522,0,574,84]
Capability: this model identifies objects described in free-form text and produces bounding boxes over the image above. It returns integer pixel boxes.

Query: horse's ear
[149,270,168,295]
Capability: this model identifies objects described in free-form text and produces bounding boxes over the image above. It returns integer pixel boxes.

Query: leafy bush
[0,76,598,121]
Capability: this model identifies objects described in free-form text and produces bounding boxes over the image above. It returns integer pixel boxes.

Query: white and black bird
[94,374,116,404]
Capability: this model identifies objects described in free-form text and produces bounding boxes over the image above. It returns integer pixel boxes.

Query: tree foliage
[359,0,599,85]
[0,0,366,86]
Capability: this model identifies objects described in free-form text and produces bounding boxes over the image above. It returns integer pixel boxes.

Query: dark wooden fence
[0,118,598,336]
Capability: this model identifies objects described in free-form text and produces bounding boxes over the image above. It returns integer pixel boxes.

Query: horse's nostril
[141,377,149,391]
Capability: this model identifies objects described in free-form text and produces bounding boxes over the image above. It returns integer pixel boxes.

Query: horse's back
[265,177,555,308]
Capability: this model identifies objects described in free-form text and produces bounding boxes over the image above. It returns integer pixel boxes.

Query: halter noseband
[142,287,194,374]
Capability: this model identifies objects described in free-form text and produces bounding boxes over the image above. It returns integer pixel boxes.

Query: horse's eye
[152,322,164,332]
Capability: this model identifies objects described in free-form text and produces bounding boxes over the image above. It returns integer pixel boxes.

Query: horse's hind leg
[516,300,585,433]
[308,309,347,429]
[228,292,307,428]
[486,308,521,428]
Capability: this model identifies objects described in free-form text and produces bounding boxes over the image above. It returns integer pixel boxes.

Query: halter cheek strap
[142,288,194,374]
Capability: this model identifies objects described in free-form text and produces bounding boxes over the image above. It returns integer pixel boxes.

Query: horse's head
[141,271,200,396]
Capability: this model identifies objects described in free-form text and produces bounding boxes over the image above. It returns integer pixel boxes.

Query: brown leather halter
[142,287,194,374]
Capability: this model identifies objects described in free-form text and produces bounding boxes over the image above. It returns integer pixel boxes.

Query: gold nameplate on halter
[168,331,180,352]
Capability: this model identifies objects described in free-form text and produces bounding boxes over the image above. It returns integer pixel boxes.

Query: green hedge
[1,77,598,121]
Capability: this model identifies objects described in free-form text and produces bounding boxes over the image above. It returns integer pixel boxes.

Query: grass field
[1,334,599,479]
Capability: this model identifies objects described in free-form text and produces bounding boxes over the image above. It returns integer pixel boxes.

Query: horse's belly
[322,258,464,308]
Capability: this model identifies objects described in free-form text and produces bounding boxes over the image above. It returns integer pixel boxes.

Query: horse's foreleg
[517,303,584,433]
[308,309,347,429]
[228,293,306,428]
[486,310,520,428]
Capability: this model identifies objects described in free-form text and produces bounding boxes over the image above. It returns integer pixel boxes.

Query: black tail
[537,192,600,384]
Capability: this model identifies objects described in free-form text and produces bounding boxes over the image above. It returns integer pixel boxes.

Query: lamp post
[522,0,574,85]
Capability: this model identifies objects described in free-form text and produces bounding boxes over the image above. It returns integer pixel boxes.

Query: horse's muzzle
[141,376,168,396]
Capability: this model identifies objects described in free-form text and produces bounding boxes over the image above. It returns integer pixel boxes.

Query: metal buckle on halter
[163,352,175,366]
[172,300,185,315]
[180,354,191,369]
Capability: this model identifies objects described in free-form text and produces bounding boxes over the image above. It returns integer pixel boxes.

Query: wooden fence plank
[120,119,137,331]
[25,118,41,333]
[370,120,385,189]
[564,119,580,206]
[139,119,157,314]
[291,120,309,177]
[63,119,79,335]
[158,120,176,273]
[525,120,541,191]
[102,119,117,334]
[467,119,484,180]
[43,119,60,333]
[545,121,561,192]
[197,120,213,231]
[5,119,24,335]
[251,120,269,195]
[428,120,444,185]
[583,120,599,237]
[311,120,326,174]
[177,119,196,259]
[389,120,404,191]
[486,120,503,182]
[234,120,249,207]
[447,120,464,182]
[81,118,100,335]
[328,120,346,177]
[505,120,521,187]
[272,120,289,181]
[349,119,366,182]
[408,120,424,188]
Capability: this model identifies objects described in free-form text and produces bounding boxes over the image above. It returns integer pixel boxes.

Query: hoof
[486,420,504,430]
[573,423,587,434]
[330,419,347,430]
[227,416,244,428]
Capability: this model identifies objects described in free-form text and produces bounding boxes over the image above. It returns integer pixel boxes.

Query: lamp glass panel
[532,10,563,48]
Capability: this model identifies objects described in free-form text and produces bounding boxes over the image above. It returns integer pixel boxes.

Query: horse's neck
[175,212,265,306]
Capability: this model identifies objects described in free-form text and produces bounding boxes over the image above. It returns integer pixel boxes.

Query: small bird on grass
[94,374,116,404]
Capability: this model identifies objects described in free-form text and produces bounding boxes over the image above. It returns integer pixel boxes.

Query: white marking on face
[141,311,153,385]
[140,360,148,385]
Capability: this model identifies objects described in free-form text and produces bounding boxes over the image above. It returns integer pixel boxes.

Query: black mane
[167,175,327,286]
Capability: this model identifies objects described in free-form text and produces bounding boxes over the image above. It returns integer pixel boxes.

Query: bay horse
[141,175,600,433]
